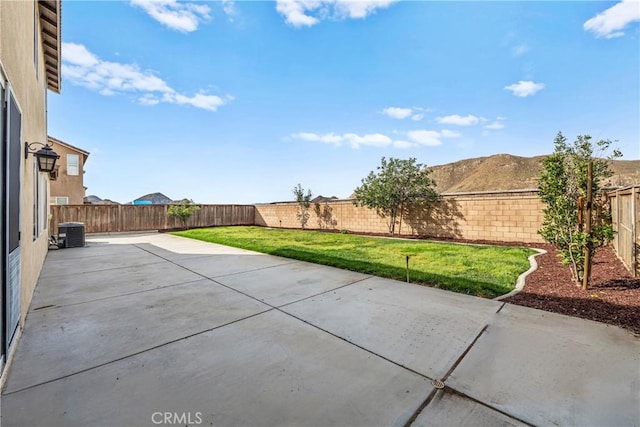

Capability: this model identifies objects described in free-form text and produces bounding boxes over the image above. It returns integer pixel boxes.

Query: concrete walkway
[1,233,638,427]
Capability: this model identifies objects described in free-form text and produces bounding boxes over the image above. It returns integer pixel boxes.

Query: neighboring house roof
[48,136,90,163]
[38,0,62,93]
[133,192,174,205]
[84,195,121,205]
[84,195,102,204]
[311,195,339,204]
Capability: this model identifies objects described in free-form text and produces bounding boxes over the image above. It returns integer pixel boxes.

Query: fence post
[582,161,593,290]
[616,189,621,261]
[632,186,637,277]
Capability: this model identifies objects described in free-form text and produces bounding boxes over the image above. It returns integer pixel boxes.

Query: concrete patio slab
[447,303,640,426]
[4,279,269,394]
[43,241,144,262]
[1,310,433,427]
[31,260,204,308]
[413,390,528,427]
[174,253,294,279]
[133,236,261,261]
[215,261,370,306]
[39,250,163,278]
[282,276,502,379]
[2,233,639,427]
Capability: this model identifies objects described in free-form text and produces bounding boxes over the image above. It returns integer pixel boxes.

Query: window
[54,197,69,205]
[67,154,79,176]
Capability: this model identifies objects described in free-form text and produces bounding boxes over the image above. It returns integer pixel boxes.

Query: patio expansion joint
[134,243,298,279]
[207,260,298,280]
[276,275,373,309]
[38,259,166,280]
[2,308,275,397]
[134,244,372,311]
[275,307,437,383]
[404,321,535,427]
[397,324,487,426]
[29,278,208,312]
[442,387,536,427]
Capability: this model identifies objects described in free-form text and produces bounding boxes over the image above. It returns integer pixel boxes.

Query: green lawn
[173,226,536,298]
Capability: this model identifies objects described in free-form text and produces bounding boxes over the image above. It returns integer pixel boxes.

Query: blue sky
[49,0,640,204]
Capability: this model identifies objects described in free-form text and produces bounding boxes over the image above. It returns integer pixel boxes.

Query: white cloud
[482,116,506,130]
[292,126,458,149]
[406,129,460,146]
[137,94,160,106]
[584,0,640,39]
[504,80,545,97]
[435,114,480,126]
[382,107,413,119]
[62,42,231,112]
[222,0,236,17]
[440,129,461,138]
[63,43,99,67]
[292,131,409,149]
[334,0,398,19]
[407,130,442,146]
[130,0,211,32]
[344,133,392,148]
[163,92,230,112]
[293,132,343,145]
[276,0,398,28]
[275,1,322,27]
[382,106,428,120]
[512,44,529,56]
[484,122,505,130]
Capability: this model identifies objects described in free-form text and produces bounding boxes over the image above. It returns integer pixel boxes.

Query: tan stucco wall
[49,143,87,205]
[255,190,545,243]
[1,0,51,324]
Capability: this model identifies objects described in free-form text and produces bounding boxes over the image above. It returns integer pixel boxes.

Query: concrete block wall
[255,190,545,243]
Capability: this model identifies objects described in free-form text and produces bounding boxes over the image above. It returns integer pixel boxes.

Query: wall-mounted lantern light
[25,142,60,173]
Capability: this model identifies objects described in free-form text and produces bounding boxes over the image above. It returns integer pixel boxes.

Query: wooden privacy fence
[50,204,255,234]
[609,186,639,277]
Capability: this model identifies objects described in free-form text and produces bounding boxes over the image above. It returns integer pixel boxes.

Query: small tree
[167,199,200,230]
[353,157,439,235]
[538,132,621,286]
[292,184,312,229]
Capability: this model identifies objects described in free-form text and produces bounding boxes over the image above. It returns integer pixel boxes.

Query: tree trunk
[582,161,593,290]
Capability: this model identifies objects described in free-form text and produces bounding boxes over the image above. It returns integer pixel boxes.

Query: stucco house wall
[0,0,61,373]
[48,136,89,205]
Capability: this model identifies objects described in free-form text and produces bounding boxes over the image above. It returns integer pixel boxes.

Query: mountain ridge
[427,154,640,194]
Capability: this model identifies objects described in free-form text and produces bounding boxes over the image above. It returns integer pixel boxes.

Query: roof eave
[39,0,62,93]
[47,136,90,159]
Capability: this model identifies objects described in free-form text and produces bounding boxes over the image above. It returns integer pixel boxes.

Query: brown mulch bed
[503,244,640,336]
